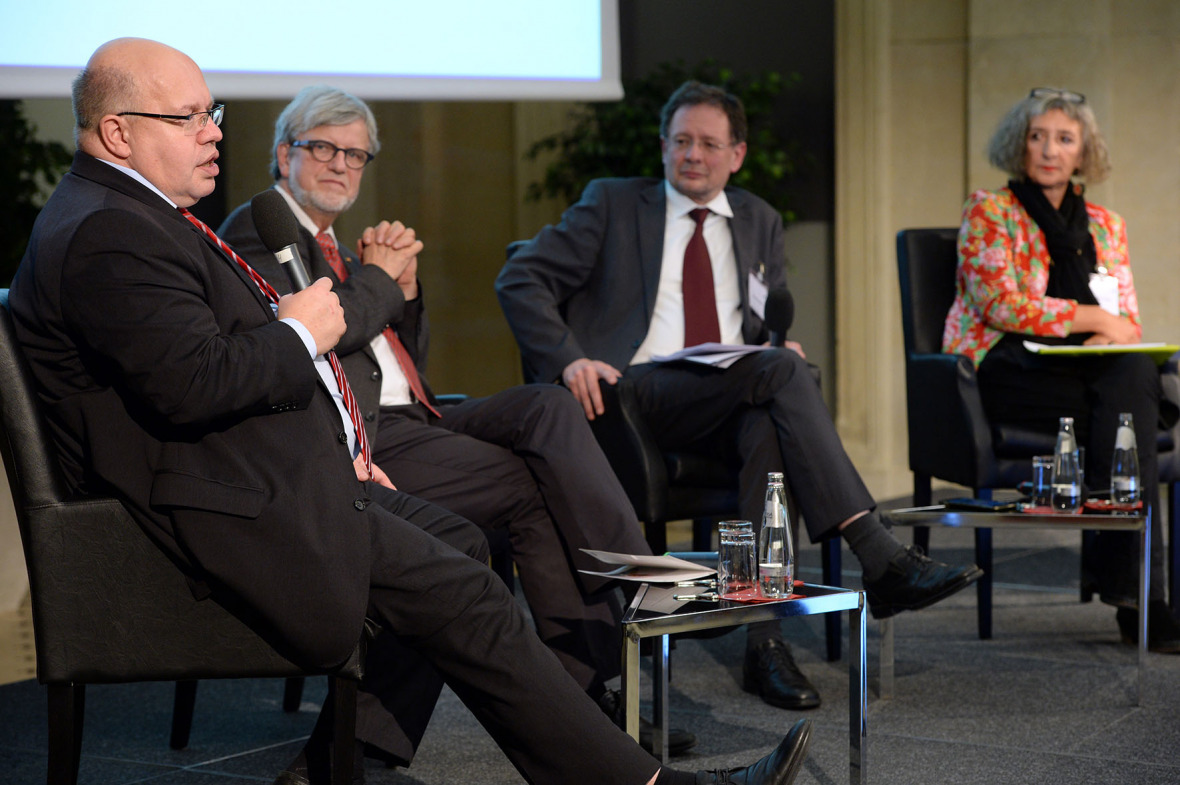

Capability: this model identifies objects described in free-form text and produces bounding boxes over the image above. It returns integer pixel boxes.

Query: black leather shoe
[1116,601,1180,653]
[698,718,812,784]
[597,688,697,755]
[742,639,820,710]
[864,546,983,619]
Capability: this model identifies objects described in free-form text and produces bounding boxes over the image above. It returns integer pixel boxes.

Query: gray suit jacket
[495,177,787,383]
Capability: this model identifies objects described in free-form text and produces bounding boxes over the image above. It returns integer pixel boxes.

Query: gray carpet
[2,509,1178,784]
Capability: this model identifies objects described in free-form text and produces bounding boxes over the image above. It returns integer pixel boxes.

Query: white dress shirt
[630,181,743,365]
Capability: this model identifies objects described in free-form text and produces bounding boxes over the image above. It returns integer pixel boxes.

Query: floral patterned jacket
[942,187,1140,366]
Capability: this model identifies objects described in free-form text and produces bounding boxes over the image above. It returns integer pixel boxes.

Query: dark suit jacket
[219,198,434,446]
[10,152,373,669]
[495,177,787,384]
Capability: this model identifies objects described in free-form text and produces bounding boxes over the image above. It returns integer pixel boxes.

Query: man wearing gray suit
[497,81,983,711]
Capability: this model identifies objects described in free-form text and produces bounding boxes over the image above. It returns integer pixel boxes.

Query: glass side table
[620,581,867,784]
[881,505,1148,704]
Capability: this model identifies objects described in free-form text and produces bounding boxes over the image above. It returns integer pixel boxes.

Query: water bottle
[1111,412,1140,504]
[757,472,795,598]
[1051,416,1082,512]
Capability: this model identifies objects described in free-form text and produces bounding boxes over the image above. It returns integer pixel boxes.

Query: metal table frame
[621,582,867,784]
[880,506,1148,704]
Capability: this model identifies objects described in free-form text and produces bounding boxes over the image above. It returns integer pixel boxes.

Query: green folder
[1022,341,1180,364]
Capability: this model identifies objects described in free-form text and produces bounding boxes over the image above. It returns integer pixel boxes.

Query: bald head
[73,38,202,150]
[72,38,223,207]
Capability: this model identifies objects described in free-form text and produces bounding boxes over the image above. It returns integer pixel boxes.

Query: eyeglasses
[117,103,224,134]
[665,135,735,155]
[1029,88,1085,104]
[290,139,375,170]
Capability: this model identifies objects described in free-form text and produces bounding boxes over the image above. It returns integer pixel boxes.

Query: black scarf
[1008,178,1099,306]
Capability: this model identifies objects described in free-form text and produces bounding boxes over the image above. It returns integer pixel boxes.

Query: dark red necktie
[178,208,372,473]
[315,232,441,418]
[682,208,721,346]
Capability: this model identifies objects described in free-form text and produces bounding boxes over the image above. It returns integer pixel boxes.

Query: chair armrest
[435,393,468,406]
[589,379,669,523]
[905,353,997,488]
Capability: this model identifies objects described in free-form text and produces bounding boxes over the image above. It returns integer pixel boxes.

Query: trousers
[351,485,659,783]
[371,385,649,695]
[625,348,876,540]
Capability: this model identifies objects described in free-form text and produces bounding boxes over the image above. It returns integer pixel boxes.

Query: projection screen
[0,0,621,100]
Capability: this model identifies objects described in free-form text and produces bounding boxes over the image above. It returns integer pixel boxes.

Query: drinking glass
[1031,455,1053,507]
[717,520,756,598]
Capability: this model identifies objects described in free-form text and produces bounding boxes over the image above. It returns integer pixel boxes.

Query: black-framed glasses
[1029,88,1085,104]
[289,139,375,170]
[117,103,224,134]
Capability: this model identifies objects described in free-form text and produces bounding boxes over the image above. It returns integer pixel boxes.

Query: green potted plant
[0,101,73,285]
[525,60,801,224]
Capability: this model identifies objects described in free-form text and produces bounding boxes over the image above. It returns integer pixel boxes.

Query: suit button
[370,371,381,381]
[337,431,349,444]
[354,499,368,511]
[364,411,375,422]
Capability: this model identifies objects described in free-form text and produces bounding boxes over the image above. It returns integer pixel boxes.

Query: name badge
[1089,270,1119,316]
[748,268,769,319]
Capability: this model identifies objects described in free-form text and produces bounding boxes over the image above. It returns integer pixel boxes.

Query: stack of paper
[652,343,768,369]
[578,549,715,583]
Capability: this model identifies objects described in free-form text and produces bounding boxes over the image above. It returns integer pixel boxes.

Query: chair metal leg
[911,474,932,551]
[975,528,993,639]
[170,680,197,750]
[329,677,357,785]
[822,538,842,661]
[283,677,306,713]
[1171,481,1179,611]
[47,682,84,785]
[1080,530,1098,603]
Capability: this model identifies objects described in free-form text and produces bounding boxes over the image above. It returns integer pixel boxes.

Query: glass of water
[717,520,756,599]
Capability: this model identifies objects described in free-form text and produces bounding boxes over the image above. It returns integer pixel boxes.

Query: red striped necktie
[315,231,441,418]
[682,208,721,346]
[178,208,372,473]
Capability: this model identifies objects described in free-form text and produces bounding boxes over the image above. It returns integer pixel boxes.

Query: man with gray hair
[219,85,696,761]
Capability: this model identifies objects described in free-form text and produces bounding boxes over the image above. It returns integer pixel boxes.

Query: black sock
[652,767,697,785]
[840,511,905,581]
[744,619,784,651]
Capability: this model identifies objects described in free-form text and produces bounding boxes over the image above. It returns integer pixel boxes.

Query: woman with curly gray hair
[943,88,1180,652]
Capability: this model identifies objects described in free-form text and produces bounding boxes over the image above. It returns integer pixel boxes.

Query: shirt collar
[275,184,336,243]
[664,179,733,221]
[96,158,176,208]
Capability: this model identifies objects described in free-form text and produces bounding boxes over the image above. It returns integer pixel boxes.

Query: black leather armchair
[0,290,362,785]
[896,228,1180,634]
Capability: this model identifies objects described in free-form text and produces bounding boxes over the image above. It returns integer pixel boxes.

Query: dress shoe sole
[741,672,821,710]
[868,565,984,620]
[780,719,813,785]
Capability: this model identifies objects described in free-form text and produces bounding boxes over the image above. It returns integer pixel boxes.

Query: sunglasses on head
[1028,87,1085,104]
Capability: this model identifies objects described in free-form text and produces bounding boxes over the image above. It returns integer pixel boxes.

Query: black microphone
[251,189,311,292]
[766,288,794,347]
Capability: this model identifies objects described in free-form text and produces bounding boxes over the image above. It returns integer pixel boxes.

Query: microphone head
[765,288,794,334]
[250,189,300,253]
